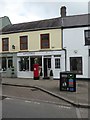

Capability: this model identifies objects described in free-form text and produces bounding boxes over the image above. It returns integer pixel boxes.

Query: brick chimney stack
[61,6,66,17]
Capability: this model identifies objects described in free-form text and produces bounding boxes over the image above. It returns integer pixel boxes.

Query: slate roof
[1,14,90,34]
[1,17,62,34]
[62,14,90,28]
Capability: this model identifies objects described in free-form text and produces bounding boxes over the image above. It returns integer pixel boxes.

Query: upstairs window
[40,34,50,49]
[20,36,28,50]
[2,38,9,51]
[85,30,90,45]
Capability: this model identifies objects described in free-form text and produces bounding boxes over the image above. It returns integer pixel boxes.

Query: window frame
[89,49,90,57]
[2,57,7,71]
[20,36,28,50]
[85,30,90,45]
[55,58,60,69]
[2,38,9,51]
[19,57,29,71]
[8,57,13,68]
[70,57,83,75]
[40,33,50,49]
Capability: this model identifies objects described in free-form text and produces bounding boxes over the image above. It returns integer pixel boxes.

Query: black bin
[60,71,76,92]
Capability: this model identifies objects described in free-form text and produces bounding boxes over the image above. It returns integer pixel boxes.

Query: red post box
[33,64,39,80]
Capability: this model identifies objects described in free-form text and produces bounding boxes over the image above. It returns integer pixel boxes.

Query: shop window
[85,30,90,45]
[8,57,13,68]
[30,57,42,71]
[2,57,7,71]
[70,57,82,74]
[55,58,60,69]
[2,57,13,71]
[19,57,29,71]
[2,38,9,51]
[40,34,50,49]
[20,36,28,50]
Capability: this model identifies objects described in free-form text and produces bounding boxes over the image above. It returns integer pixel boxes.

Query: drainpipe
[62,48,67,71]
[61,26,67,72]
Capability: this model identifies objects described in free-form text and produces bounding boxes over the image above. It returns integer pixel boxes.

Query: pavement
[1,77,90,108]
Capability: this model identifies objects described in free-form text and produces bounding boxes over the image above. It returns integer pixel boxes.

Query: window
[20,36,28,50]
[85,30,90,45]
[89,49,90,56]
[8,57,13,68]
[30,57,35,71]
[40,34,50,49]
[70,57,82,74]
[48,58,51,68]
[55,58,60,69]
[2,57,7,71]
[19,57,29,71]
[2,38,9,51]
[2,57,13,71]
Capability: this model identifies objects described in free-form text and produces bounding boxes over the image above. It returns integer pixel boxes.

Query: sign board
[60,72,76,92]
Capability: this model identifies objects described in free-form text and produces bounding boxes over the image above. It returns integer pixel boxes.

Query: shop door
[54,57,61,79]
[44,58,51,79]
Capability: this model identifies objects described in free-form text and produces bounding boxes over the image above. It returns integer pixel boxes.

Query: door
[54,57,61,79]
[44,58,51,79]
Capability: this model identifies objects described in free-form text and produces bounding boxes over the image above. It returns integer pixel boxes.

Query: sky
[0,0,90,24]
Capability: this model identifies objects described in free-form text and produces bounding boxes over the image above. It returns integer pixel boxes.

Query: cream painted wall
[1,29,62,53]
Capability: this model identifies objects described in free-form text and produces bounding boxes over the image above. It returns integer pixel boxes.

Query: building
[0,16,65,79]
[62,8,90,80]
[0,7,90,79]
[0,16,12,77]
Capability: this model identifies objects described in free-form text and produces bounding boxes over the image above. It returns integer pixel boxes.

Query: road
[1,85,88,118]
[3,97,77,118]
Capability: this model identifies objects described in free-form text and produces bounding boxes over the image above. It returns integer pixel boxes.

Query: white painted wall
[88,46,90,78]
[88,56,90,78]
[63,27,89,78]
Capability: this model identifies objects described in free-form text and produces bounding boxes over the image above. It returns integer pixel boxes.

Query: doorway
[44,58,51,79]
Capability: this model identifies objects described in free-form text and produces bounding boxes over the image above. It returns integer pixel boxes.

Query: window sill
[40,48,51,51]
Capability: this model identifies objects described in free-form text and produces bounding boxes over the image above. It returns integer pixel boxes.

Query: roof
[1,17,62,34]
[62,14,90,28]
[1,14,90,34]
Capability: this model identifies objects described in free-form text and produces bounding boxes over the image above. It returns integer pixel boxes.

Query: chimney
[60,6,66,17]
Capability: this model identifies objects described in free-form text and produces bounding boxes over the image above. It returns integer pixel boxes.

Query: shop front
[17,50,65,79]
[0,53,17,77]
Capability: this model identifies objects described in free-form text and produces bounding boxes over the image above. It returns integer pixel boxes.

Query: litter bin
[60,71,76,92]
